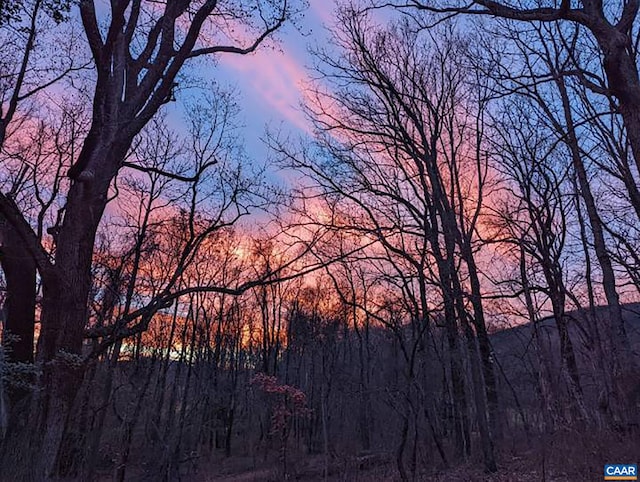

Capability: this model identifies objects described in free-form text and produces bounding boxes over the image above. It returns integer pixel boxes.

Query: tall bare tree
[0,0,86,367]
[0,0,300,475]
[392,1,640,177]
[273,9,499,473]
[490,97,589,421]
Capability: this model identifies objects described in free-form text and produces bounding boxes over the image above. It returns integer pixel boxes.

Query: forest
[0,0,639,480]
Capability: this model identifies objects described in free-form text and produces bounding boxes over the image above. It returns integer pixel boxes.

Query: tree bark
[37,139,127,477]
[461,246,500,439]
[461,317,497,473]
[0,218,36,367]
[590,22,640,177]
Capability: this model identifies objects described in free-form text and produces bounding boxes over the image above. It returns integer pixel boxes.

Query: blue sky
[213,1,337,171]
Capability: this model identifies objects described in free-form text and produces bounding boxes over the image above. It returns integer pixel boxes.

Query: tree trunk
[37,139,127,477]
[595,27,640,179]
[0,218,36,367]
[444,305,470,459]
[539,246,587,421]
[463,249,500,439]
[461,317,497,473]
[555,72,635,383]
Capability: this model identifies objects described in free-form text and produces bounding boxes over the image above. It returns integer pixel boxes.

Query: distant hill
[489,303,640,419]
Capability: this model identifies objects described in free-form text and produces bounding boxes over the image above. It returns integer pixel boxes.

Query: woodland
[0,0,640,480]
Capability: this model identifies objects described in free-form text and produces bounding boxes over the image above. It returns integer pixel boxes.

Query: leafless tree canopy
[0,0,639,480]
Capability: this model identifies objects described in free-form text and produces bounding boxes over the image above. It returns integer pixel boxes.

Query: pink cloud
[309,0,336,26]
[221,50,310,132]
[219,47,313,136]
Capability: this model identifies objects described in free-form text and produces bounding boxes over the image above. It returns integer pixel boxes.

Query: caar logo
[604,464,637,481]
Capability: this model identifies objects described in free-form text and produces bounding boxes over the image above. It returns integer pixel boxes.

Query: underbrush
[183,427,640,481]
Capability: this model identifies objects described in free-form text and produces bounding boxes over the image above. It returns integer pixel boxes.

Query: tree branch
[401,0,589,23]
[0,193,56,285]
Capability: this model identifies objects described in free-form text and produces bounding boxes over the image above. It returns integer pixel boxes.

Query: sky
[213,1,337,174]
[102,2,344,229]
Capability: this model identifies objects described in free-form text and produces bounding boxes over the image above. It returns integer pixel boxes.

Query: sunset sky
[214,1,335,169]
[4,2,640,479]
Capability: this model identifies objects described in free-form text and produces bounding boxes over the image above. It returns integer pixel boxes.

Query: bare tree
[0,0,86,367]
[0,0,301,475]
[477,19,639,423]
[273,10,499,474]
[390,1,640,180]
[490,97,589,422]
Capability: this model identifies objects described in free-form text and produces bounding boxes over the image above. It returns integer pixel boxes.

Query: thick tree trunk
[428,209,471,460]
[396,414,410,482]
[594,27,640,177]
[444,301,470,459]
[549,291,588,422]
[37,139,127,477]
[0,218,36,367]
[461,317,497,473]
[594,32,640,375]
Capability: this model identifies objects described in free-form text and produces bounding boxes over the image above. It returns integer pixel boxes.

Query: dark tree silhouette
[0,0,300,476]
